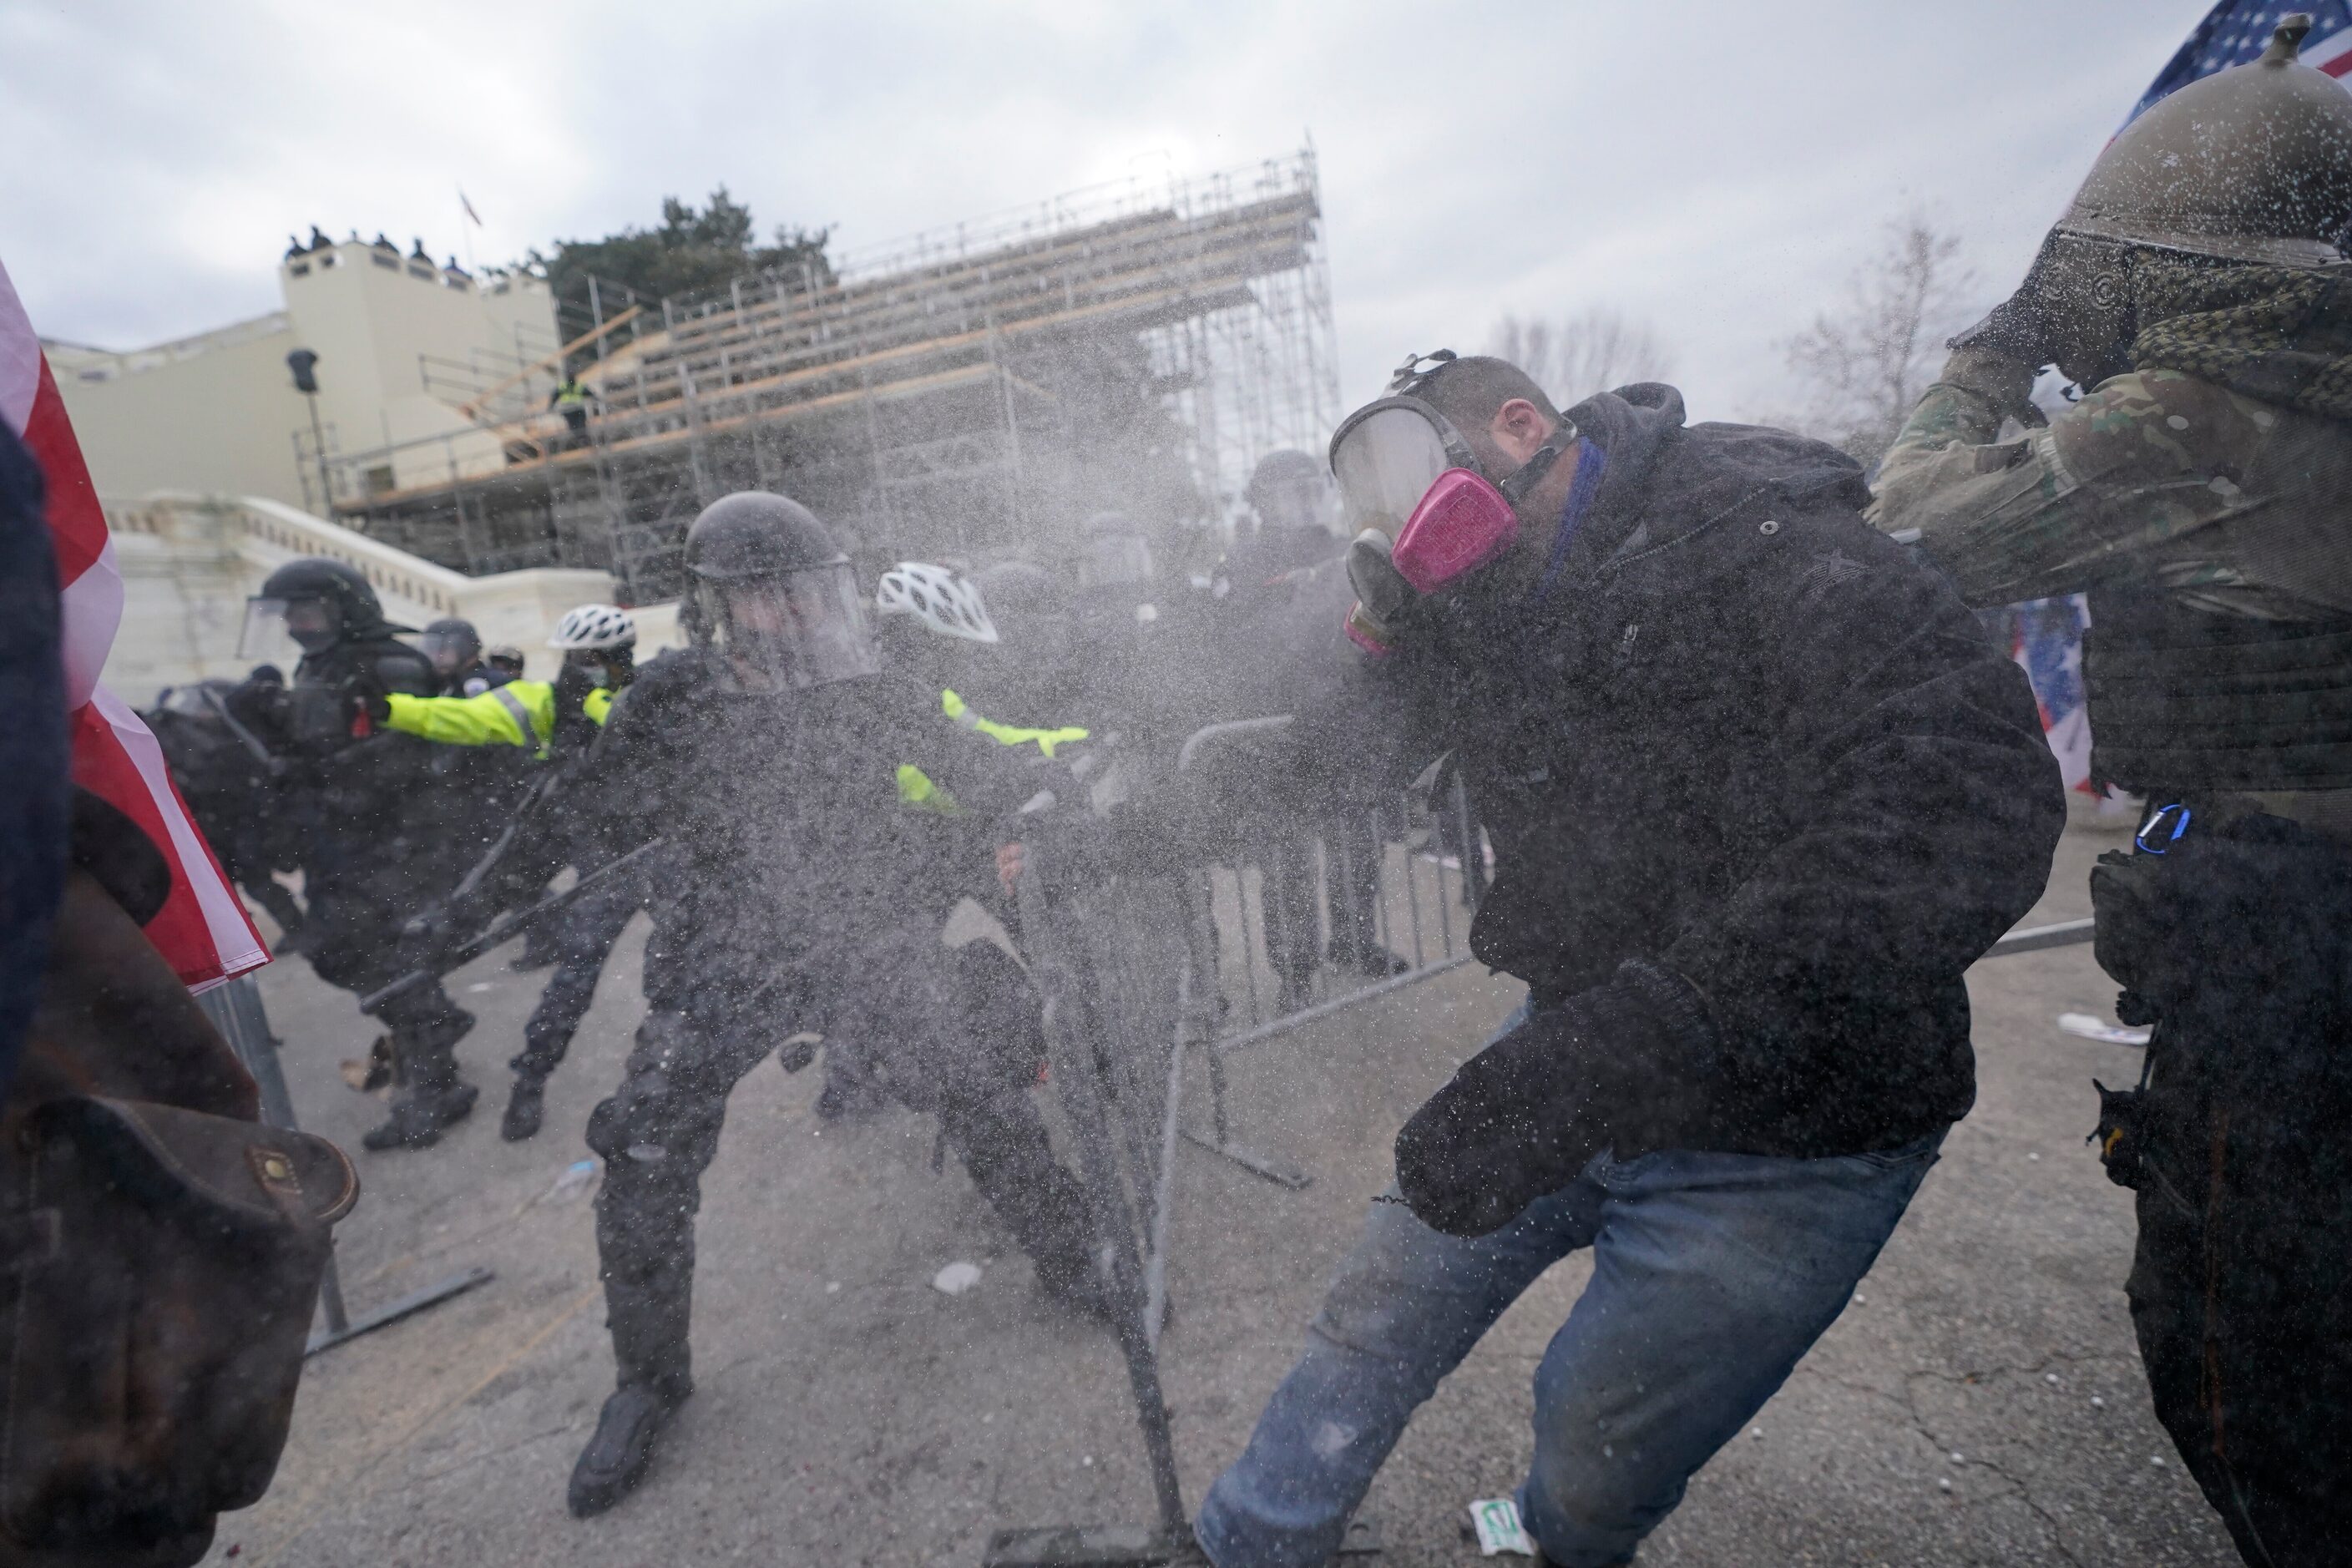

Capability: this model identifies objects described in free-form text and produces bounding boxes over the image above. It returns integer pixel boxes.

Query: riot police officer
[562,494,1102,1517]
[414,617,507,696]
[1871,21,2352,1561]
[237,559,483,1150]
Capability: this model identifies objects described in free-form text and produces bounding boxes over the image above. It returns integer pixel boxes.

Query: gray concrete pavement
[204,818,2236,1566]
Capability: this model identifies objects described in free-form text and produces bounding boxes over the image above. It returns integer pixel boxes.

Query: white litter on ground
[547,1160,599,1202]
[1469,1498,1535,1556]
[2058,1013,2152,1047]
[932,1261,984,1296]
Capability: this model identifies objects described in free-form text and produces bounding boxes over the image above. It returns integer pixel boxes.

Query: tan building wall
[51,244,557,513]
[102,493,652,704]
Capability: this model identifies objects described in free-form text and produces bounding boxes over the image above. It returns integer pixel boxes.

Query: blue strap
[1533,438,1606,604]
[2135,802,2192,855]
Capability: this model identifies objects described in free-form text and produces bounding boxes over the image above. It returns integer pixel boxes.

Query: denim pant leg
[1195,1174,1605,1568]
[1515,1136,1945,1567]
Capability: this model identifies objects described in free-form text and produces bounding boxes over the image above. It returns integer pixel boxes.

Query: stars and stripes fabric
[0,254,267,992]
[2127,0,2352,125]
[2005,598,2097,795]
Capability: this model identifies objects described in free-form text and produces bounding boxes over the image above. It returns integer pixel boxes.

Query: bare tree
[1777,215,1977,464]
[1488,307,1677,407]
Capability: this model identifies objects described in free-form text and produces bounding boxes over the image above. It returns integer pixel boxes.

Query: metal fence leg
[992,864,1187,1564]
[1177,868,1308,1191]
[195,975,492,1355]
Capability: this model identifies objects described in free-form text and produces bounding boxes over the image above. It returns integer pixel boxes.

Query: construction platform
[326,150,1341,601]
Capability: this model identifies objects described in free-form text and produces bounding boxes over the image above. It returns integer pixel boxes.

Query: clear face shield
[1254,467,1339,535]
[1077,534,1156,591]
[414,627,478,679]
[695,560,881,693]
[237,595,340,662]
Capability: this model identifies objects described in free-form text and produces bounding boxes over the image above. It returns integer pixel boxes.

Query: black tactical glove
[551,659,597,748]
[344,668,391,730]
[1393,964,1714,1238]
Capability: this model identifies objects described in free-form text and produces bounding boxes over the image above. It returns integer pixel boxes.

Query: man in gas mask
[1190,352,2063,1568]
[238,558,485,1151]
[1869,21,2352,1563]
[559,493,1104,1518]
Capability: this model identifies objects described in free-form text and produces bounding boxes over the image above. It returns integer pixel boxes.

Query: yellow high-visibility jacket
[940,688,1089,759]
[383,680,613,759]
[898,690,1090,812]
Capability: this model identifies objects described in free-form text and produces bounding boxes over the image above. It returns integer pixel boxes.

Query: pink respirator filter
[1389,468,1521,594]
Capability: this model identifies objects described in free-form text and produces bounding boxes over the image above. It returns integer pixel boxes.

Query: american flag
[2010,3,2352,796]
[0,255,267,991]
[2127,1,2352,123]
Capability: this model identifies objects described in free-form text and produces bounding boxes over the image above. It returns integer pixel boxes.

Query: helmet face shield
[239,595,338,661]
[697,560,881,692]
[1077,534,1156,591]
[414,625,478,677]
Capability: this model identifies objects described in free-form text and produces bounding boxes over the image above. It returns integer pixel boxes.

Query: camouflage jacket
[1867,348,2352,621]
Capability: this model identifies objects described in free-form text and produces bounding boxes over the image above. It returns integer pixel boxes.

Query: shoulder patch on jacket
[1794,548,1869,614]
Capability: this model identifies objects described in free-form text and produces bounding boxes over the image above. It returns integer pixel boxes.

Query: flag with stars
[2126,2,2352,125]
[2007,599,2097,795]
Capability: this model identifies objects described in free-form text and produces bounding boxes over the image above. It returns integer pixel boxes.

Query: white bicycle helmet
[548,603,638,650]
[874,562,999,644]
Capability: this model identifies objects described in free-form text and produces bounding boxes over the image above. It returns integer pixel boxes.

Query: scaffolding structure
[318,149,1340,603]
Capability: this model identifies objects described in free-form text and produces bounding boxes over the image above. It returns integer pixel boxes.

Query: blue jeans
[1195,1001,1945,1568]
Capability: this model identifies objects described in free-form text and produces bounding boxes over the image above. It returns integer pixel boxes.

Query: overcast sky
[2,0,2208,422]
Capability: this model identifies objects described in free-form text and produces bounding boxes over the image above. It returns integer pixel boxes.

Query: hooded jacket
[1402,384,2064,1158]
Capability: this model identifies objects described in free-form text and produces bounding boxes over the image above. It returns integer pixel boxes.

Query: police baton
[357,837,665,1014]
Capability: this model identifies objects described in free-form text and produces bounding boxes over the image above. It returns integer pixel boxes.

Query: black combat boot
[362,1006,477,1151]
[361,1081,478,1150]
[500,1073,548,1141]
[569,1276,693,1517]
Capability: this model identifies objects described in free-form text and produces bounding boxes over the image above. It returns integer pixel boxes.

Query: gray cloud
[3,0,2204,421]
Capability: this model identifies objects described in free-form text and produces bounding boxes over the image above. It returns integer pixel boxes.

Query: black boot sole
[567,1386,685,1518]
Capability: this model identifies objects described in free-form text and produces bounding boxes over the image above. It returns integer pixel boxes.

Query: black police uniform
[569,650,1096,1408]
[269,610,481,1134]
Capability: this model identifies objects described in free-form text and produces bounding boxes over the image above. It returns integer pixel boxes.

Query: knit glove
[1394,962,1715,1237]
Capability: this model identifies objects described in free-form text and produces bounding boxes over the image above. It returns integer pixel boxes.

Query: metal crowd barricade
[986,717,1483,1565]
[196,973,492,1355]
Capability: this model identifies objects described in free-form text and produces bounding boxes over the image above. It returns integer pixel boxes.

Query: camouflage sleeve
[1869,357,2258,609]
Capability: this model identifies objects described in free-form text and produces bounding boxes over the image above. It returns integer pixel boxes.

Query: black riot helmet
[1076,511,1156,592]
[239,557,402,662]
[1245,449,1338,535]
[683,492,879,691]
[416,617,483,680]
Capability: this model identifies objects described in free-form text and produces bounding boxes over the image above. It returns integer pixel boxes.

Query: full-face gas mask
[692,560,881,694]
[1328,352,1576,654]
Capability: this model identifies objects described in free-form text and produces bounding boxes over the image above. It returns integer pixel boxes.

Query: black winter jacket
[1399,384,2063,1159]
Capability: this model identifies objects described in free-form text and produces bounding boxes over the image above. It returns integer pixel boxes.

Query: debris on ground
[548,1159,599,1203]
[932,1261,984,1296]
[1469,1498,1535,1556]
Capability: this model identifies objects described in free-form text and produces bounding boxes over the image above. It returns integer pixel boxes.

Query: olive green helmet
[2058,14,2352,266]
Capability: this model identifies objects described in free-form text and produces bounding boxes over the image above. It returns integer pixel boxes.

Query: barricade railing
[986,716,1478,1564]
